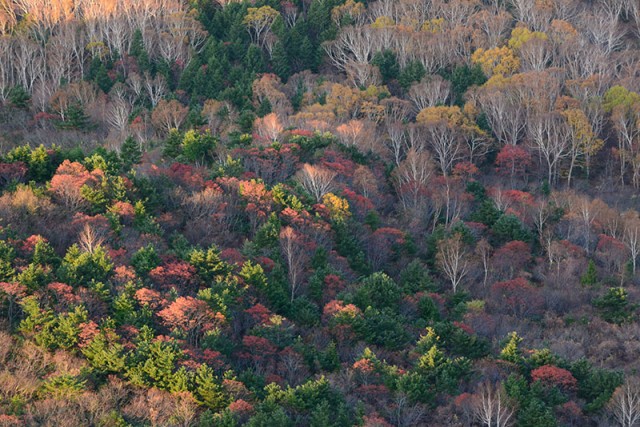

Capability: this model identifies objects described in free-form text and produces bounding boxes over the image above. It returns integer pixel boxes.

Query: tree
[623,210,640,276]
[436,233,469,293]
[609,380,640,427]
[296,164,337,203]
[561,107,604,185]
[495,145,532,187]
[409,75,451,112]
[254,112,284,142]
[151,99,189,135]
[120,136,142,169]
[244,6,280,49]
[393,149,435,214]
[527,112,570,186]
[158,297,224,346]
[470,381,514,427]
[416,106,468,176]
[280,226,308,302]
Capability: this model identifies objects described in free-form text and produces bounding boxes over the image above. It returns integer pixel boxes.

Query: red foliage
[491,277,543,317]
[367,227,405,270]
[241,335,278,360]
[49,160,103,209]
[149,261,197,293]
[47,282,81,305]
[0,162,27,186]
[158,297,224,345]
[134,288,165,310]
[342,188,374,218]
[595,234,627,274]
[531,365,578,390]
[77,321,100,348]
[234,144,299,185]
[113,265,136,284]
[353,358,376,373]
[495,145,532,179]
[164,163,207,190]
[453,321,475,335]
[323,300,360,319]
[452,161,479,180]
[110,201,135,223]
[0,282,27,298]
[323,274,346,302]
[245,303,272,325]
[220,248,244,266]
[20,235,46,254]
[320,150,356,178]
[491,241,531,280]
[229,399,254,414]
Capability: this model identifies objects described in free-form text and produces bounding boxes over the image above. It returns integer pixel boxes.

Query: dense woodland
[2,0,640,425]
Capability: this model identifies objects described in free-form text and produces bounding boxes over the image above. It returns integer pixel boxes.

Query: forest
[1,0,640,425]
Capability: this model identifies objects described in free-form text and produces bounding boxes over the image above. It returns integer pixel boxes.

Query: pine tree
[580,260,598,287]
[120,136,142,170]
[500,331,522,363]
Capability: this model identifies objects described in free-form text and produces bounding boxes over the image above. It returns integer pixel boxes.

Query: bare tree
[471,381,514,427]
[106,95,132,136]
[393,148,435,212]
[144,72,167,108]
[436,232,469,293]
[280,226,307,302]
[527,112,570,185]
[609,379,640,427]
[622,210,640,276]
[296,164,337,203]
[78,223,105,254]
[408,75,451,112]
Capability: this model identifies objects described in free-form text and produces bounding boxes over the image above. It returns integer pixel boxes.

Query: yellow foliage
[243,6,279,27]
[421,18,444,33]
[331,0,366,26]
[416,105,465,127]
[471,46,520,77]
[371,16,395,29]
[322,193,350,222]
[508,26,548,50]
[562,108,604,156]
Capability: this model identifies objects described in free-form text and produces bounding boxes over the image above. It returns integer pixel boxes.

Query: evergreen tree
[120,136,142,170]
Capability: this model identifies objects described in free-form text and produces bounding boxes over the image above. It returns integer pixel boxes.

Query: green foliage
[398,60,426,90]
[120,136,142,170]
[189,245,232,283]
[193,364,229,411]
[470,199,501,226]
[491,214,531,244]
[399,260,434,293]
[500,331,523,364]
[0,240,16,281]
[443,64,487,105]
[593,287,637,324]
[127,337,183,390]
[16,263,49,291]
[58,245,114,286]
[182,130,218,165]
[82,330,126,375]
[353,272,401,312]
[40,374,87,399]
[20,298,88,350]
[355,307,412,350]
[371,50,399,83]
[8,86,30,108]
[580,260,598,287]
[569,358,623,412]
[131,244,160,277]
